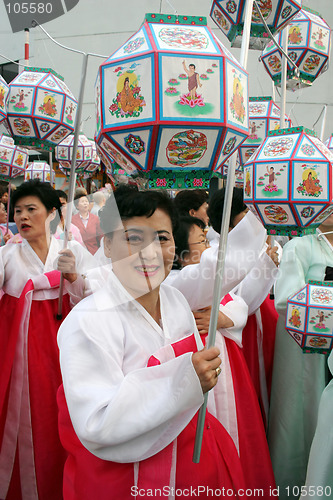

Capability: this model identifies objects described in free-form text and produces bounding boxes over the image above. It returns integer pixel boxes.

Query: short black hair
[174,189,209,216]
[189,64,195,69]
[56,189,68,201]
[11,179,61,234]
[173,216,205,269]
[99,185,178,237]
[207,187,247,233]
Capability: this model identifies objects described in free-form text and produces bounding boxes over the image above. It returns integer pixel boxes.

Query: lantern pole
[193,0,254,463]
[280,27,288,129]
[5,182,11,233]
[24,28,30,66]
[320,105,327,141]
[29,21,107,318]
[56,52,88,319]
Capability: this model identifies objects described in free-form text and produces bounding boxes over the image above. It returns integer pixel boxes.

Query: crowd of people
[0,180,332,500]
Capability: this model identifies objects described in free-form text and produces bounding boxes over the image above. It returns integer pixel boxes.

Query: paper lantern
[6,67,77,151]
[239,96,292,165]
[261,7,331,89]
[83,140,101,177]
[24,161,54,183]
[286,280,333,354]
[55,133,93,176]
[220,157,244,187]
[214,96,293,173]
[210,0,302,49]
[243,126,333,236]
[95,13,249,183]
[0,134,28,178]
[0,75,9,124]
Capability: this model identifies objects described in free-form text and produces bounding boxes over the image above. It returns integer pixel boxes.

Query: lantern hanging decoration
[0,134,29,178]
[0,75,10,124]
[6,67,77,151]
[261,7,331,90]
[286,280,333,354]
[243,126,333,236]
[95,13,249,186]
[210,0,302,50]
[55,133,93,176]
[24,161,55,184]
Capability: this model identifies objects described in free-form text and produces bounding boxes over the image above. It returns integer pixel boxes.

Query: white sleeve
[58,302,204,463]
[232,250,278,315]
[218,293,248,347]
[170,211,267,311]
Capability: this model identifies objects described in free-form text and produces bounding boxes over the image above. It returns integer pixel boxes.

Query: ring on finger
[215,366,222,377]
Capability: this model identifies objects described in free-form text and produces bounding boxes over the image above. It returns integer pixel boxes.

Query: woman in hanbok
[0,179,95,500]
[71,194,102,254]
[268,213,333,499]
[57,186,250,500]
[171,215,276,497]
[208,188,279,426]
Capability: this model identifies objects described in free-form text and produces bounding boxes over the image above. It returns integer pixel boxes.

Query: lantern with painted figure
[243,126,333,236]
[83,140,101,177]
[24,161,55,184]
[55,133,93,176]
[6,67,77,151]
[239,96,292,165]
[95,13,249,186]
[261,7,331,89]
[0,134,28,178]
[0,75,9,124]
[210,0,302,49]
[286,280,333,354]
[215,95,293,174]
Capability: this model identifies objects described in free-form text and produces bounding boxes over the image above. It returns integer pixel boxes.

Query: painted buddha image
[119,77,145,114]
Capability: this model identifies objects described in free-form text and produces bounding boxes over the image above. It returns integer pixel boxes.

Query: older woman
[0,179,95,500]
[71,194,102,254]
[57,186,248,500]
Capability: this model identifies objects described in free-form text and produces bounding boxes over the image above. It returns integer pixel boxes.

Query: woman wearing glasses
[169,215,276,495]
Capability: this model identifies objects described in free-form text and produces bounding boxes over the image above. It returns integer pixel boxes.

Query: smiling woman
[0,179,96,500]
[57,185,247,500]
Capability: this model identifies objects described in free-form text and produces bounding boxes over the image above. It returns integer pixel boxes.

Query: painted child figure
[182,61,202,100]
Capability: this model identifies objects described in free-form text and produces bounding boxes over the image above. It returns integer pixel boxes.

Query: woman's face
[0,202,7,224]
[105,208,175,299]
[77,196,90,215]
[1,192,8,205]
[182,224,209,266]
[14,195,54,242]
